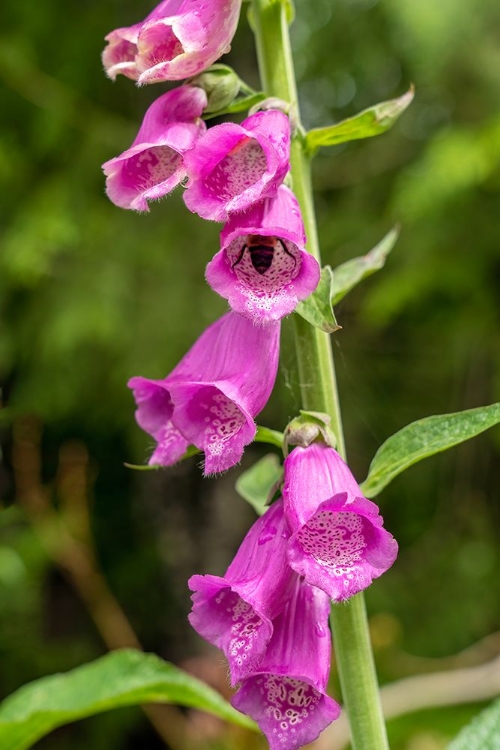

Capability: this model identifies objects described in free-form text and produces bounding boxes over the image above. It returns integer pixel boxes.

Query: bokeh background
[1,0,499,748]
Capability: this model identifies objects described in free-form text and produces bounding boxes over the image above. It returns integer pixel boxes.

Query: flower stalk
[250,0,390,747]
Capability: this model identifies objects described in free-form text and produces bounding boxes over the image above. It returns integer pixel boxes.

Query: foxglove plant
[4,1,494,750]
[188,499,295,684]
[206,186,321,324]
[283,443,398,601]
[102,0,243,84]
[102,85,207,211]
[128,312,280,474]
[231,575,341,750]
[183,110,291,221]
[98,1,421,749]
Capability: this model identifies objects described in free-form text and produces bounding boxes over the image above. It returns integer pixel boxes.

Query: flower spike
[102,86,207,212]
[283,443,398,601]
[231,575,341,750]
[183,110,291,222]
[102,0,243,84]
[206,186,320,324]
[188,499,295,685]
[128,312,280,475]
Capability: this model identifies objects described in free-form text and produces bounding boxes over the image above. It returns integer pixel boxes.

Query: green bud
[188,65,240,114]
[283,410,336,455]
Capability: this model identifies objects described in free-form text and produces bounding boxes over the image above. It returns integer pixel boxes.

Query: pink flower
[283,444,398,601]
[102,0,243,84]
[206,186,320,324]
[183,110,291,222]
[231,575,341,750]
[102,86,207,212]
[128,312,280,475]
[188,499,295,684]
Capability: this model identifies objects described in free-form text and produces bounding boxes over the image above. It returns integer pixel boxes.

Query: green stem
[250,1,389,748]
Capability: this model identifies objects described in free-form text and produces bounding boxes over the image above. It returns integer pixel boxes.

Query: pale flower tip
[109,0,242,84]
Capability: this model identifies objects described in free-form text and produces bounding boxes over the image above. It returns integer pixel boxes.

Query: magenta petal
[103,0,242,83]
[128,376,189,466]
[136,0,242,83]
[231,576,341,750]
[188,499,294,684]
[167,312,280,474]
[206,186,320,324]
[287,494,398,601]
[283,443,369,529]
[283,444,398,601]
[167,383,254,474]
[183,111,291,222]
[129,313,280,475]
[102,86,207,211]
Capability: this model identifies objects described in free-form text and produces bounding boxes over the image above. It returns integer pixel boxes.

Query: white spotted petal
[188,500,295,684]
[128,312,280,475]
[206,186,320,324]
[183,110,291,222]
[231,575,341,750]
[102,85,207,212]
[283,444,398,601]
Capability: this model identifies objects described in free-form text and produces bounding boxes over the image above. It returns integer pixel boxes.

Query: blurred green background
[1,0,499,748]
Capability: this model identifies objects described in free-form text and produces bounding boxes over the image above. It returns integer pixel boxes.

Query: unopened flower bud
[284,410,335,454]
[189,65,240,114]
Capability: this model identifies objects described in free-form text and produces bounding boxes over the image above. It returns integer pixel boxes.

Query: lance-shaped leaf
[447,698,500,750]
[236,453,283,515]
[0,649,256,750]
[295,265,341,333]
[361,403,500,498]
[331,226,400,306]
[305,86,414,154]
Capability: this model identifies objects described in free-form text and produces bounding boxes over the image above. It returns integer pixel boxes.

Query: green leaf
[0,649,256,750]
[235,454,283,515]
[361,403,500,498]
[123,462,161,471]
[447,698,500,749]
[331,226,400,306]
[305,86,414,153]
[255,425,284,448]
[295,265,341,333]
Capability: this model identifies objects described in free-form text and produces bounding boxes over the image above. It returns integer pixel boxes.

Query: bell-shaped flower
[102,0,242,84]
[102,86,207,212]
[283,443,398,601]
[206,186,320,324]
[188,499,295,685]
[128,312,280,475]
[183,110,291,222]
[231,575,341,750]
